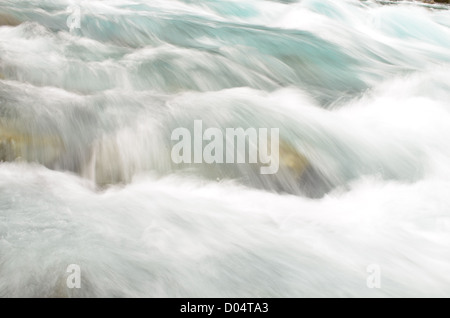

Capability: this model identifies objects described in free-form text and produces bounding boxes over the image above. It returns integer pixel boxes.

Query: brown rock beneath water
[0,13,21,27]
[279,141,310,177]
[424,0,450,3]
[0,122,65,164]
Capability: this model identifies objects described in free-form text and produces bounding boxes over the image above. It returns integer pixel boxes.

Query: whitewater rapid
[1,0,450,297]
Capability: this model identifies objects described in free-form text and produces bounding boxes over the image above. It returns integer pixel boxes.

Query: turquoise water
[1,0,450,297]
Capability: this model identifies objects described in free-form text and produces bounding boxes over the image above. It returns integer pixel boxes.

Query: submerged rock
[0,13,21,27]
[0,137,16,162]
[421,0,450,3]
[279,141,310,177]
[0,123,64,165]
[0,117,333,198]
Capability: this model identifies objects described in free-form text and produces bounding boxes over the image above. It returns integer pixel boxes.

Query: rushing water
[1,0,450,297]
